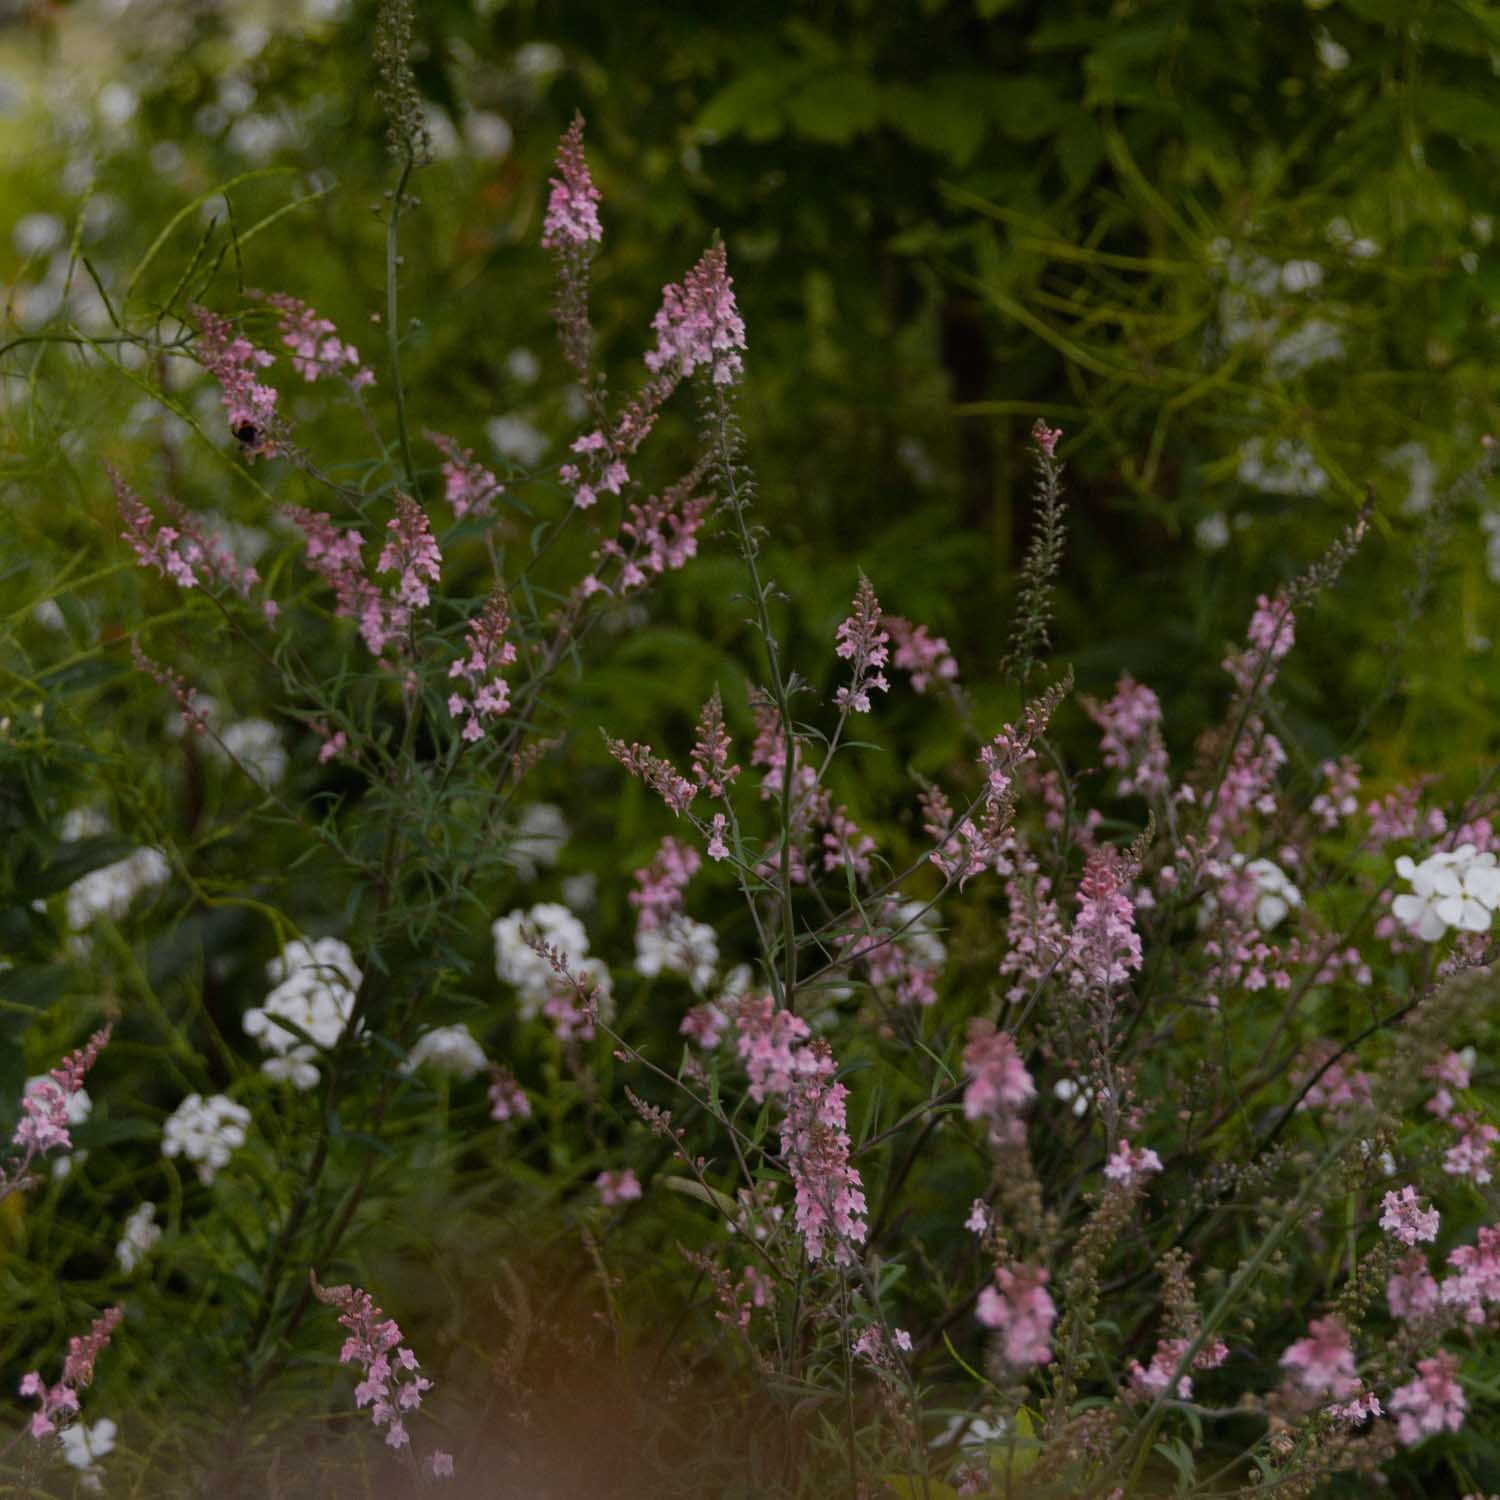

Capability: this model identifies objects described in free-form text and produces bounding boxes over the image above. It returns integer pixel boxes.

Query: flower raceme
[311,1278,451,1473]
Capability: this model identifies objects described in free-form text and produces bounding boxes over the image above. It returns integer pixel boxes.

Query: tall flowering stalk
[5,1028,111,1203]
[542,112,603,380]
[18,1306,123,1439]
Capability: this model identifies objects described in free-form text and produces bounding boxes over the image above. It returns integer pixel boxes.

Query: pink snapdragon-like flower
[1442,1224,1500,1323]
[734,995,831,1103]
[10,1027,111,1173]
[976,1263,1055,1369]
[1125,1336,1228,1401]
[376,495,441,611]
[1380,1186,1440,1247]
[254,290,374,388]
[1103,1139,1162,1188]
[487,1066,530,1123]
[1067,847,1143,994]
[1390,1352,1466,1446]
[961,1023,1034,1137]
[833,575,891,715]
[1225,592,1296,696]
[886,616,959,695]
[645,242,747,386]
[1085,675,1171,802]
[313,1280,438,1457]
[1387,1251,1440,1321]
[1443,1116,1499,1185]
[781,1062,867,1266]
[426,429,503,518]
[192,304,279,453]
[582,472,713,595]
[1294,1043,1374,1125]
[1279,1316,1359,1401]
[542,112,603,250]
[447,587,517,743]
[680,1001,729,1051]
[629,837,701,934]
[691,690,740,798]
[1310,756,1361,831]
[1031,419,1061,458]
[606,737,696,816]
[18,1306,123,1440]
[597,1169,643,1207]
[1426,1049,1472,1120]
[285,506,396,655]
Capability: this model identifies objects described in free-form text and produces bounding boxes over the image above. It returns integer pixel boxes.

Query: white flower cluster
[1394,844,1500,941]
[166,696,287,787]
[60,1418,116,1490]
[115,1201,161,1273]
[61,808,171,933]
[493,903,613,1020]
[1242,857,1302,931]
[162,1093,250,1184]
[243,936,362,1089]
[635,916,720,994]
[509,803,569,881]
[403,1023,487,1080]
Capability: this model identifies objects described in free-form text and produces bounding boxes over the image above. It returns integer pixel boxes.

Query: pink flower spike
[191,304,280,455]
[1104,1138,1162,1189]
[542,113,603,250]
[833,574,891,715]
[1380,1186,1440,1247]
[976,1263,1055,1369]
[1390,1352,1467,1446]
[426,429,503,519]
[644,242,747,387]
[597,1169,643,1207]
[1031,420,1062,458]
[376,494,442,611]
[429,1450,455,1479]
[1280,1316,1359,1401]
[253,290,374,388]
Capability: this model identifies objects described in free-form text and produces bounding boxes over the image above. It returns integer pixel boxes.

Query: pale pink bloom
[885,616,958,694]
[18,1306,122,1440]
[1103,1139,1162,1188]
[541,113,603,250]
[429,1450,455,1479]
[1310,756,1361,831]
[976,1263,1055,1368]
[735,995,831,1103]
[11,1027,110,1164]
[645,242,746,386]
[1067,848,1143,994]
[1387,1251,1440,1321]
[1125,1336,1228,1401]
[961,1023,1033,1132]
[447,588,517,742]
[1031,419,1061,457]
[1328,1390,1383,1424]
[1380,1186,1440,1247]
[376,495,441,611]
[426,429,502,518]
[832,575,890,715]
[1224,592,1295,695]
[690,690,740,797]
[285,506,393,656]
[1390,1352,1466,1446]
[706,813,730,862]
[596,1169,643,1207]
[317,726,349,764]
[1443,1117,1500,1184]
[1085,675,1170,802]
[1279,1316,1359,1401]
[1441,1225,1500,1323]
[629,837,701,934]
[1426,1049,1472,1120]
[314,1280,433,1449]
[781,1065,867,1265]
[255,290,373,388]
[192,304,279,453]
[965,1199,991,1235]
[680,1002,728,1051]
[487,1067,530,1123]
[606,738,696,816]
